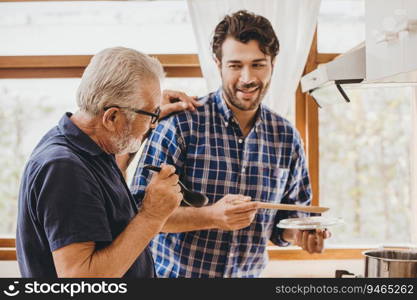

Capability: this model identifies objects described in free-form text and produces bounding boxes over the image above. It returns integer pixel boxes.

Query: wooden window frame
[0,54,202,78]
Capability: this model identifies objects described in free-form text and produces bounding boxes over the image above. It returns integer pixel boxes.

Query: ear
[102,108,120,132]
[270,57,276,75]
[214,56,222,71]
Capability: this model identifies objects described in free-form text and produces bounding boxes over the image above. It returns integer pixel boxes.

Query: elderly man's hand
[159,89,203,119]
[293,229,331,254]
[141,164,182,223]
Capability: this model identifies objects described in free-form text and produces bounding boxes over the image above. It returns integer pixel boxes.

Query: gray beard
[110,123,142,155]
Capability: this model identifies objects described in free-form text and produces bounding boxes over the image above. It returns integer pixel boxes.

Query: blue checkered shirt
[131,89,311,278]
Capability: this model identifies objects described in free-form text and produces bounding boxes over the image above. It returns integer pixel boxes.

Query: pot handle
[382,260,390,277]
[335,270,355,278]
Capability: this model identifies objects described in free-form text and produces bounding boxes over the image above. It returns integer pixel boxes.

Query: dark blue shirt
[16,113,154,278]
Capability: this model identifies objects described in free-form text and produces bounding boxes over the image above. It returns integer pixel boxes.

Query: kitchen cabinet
[366,0,417,81]
[403,0,417,75]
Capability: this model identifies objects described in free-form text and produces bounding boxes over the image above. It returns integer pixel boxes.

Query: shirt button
[242,167,246,173]
[238,138,243,144]
[225,122,229,127]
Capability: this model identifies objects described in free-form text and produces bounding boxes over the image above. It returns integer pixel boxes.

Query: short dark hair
[211,10,280,61]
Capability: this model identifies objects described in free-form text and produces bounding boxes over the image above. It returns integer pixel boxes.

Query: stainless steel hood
[300,43,365,106]
[301,43,365,93]
[301,0,417,107]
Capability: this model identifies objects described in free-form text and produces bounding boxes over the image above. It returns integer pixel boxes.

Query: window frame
[0,0,368,261]
[0,54,202,78]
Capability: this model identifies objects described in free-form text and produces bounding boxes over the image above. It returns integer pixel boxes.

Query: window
[318,0,365,53]
[162,77,207,98]
[319,86,413,246]
[3,0,402,258]
[0,78,79,235]
[0,0,206,236]
[312,0,415,250]
[0,1,197,55]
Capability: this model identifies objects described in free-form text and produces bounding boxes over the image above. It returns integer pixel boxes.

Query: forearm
[92,212,163,277]
[161,206,216,233]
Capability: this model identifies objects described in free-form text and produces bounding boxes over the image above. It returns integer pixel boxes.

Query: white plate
[277,216,344,230]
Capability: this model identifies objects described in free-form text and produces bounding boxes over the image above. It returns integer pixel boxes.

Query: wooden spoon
[254,202,329,213]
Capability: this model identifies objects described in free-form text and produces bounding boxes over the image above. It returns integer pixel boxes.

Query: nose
[239,66,255,84]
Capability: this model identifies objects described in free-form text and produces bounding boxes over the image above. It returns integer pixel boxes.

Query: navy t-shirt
[16,113,155,278]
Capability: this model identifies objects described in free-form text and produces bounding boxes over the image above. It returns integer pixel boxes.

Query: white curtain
[411,88,417,245]
[186,0,321,118]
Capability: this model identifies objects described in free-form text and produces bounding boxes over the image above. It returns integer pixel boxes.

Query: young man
[131,10,330,278]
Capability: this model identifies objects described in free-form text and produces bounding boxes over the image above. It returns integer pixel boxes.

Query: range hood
[301,0,417,107]
[300,43,365,106]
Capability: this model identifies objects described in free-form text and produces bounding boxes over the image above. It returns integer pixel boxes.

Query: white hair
[76,47,165,116]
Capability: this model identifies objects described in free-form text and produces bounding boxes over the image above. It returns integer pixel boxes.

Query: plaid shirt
[131,89,311,278]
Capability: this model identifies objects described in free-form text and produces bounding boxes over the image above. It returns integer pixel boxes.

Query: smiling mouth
[236,87,259,98]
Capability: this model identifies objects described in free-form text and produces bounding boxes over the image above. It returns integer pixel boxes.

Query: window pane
[0,77,207,235]
[0,79,79,235]
[319,86,413,246]
[318,0,365,53]
[0,1,196,55]
[162,77,208,98]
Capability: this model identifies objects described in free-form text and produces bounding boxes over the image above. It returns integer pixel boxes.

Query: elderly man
[131,11,330,278]
[16,47,199,278]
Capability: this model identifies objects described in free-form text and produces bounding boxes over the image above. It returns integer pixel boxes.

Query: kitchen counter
[261,259,364,278]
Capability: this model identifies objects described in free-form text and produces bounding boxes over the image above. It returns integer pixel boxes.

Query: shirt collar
[254,108,265,133]
[214,89,233,126]
[58,112,105,156]
[215,88,265,131]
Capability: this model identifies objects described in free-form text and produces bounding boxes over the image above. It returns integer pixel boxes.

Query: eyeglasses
[104,105,160,124]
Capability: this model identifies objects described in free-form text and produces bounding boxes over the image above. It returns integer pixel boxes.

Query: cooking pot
[336,248,417,278]
[363,249,417,278]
